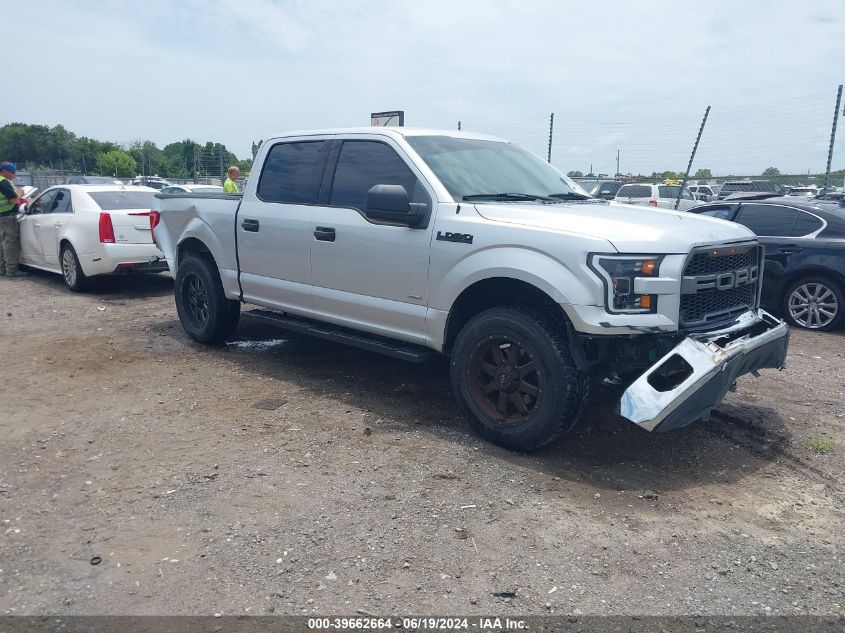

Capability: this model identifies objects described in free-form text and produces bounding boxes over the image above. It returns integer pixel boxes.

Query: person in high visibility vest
[224,166,241,193]
[0,162,28,278]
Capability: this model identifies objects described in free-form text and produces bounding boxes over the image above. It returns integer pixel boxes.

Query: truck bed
[152,192,243,279]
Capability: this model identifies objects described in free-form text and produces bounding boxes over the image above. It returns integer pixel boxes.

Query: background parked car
[18,185,167,291]
[717,179,786,200]
[689,197,845,331]
[785,186,819,198]
[129,176,172,190]
[688,184,717,201]
[160,184,225,194]
[613,183,698,210]
[66,175,123,185]
[581,179,625,200]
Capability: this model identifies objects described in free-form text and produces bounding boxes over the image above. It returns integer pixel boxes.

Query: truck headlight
[589,255,662,314]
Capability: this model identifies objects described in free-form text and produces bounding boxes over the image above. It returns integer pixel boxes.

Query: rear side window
[657,186,693,200]
[330,141,423,211]
[258,141,328,204]
[88,191,156,210]
[617,185,651,198]
[735,204,799,236]
[791,211,823,236]
[697,206,734,220]
[52,189,72,213]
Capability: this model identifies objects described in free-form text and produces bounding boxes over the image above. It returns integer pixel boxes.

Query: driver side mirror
[365,184,426,227]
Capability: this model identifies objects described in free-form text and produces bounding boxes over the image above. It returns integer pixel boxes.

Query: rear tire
[449,306,588,452]
[60,243,88,292]
[174,255,240,343]
[782,276,844,331]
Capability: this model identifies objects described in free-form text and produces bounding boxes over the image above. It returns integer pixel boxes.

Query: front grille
[684,249,756,276]
[680,244,761,329]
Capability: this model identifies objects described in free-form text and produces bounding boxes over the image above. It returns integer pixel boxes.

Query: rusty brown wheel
[450,306,588,452]
[468,337,542,425]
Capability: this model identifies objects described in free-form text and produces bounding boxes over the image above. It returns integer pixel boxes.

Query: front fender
[430,246,605,316]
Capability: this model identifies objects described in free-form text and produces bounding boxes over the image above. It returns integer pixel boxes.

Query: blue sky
[9,0,845,176]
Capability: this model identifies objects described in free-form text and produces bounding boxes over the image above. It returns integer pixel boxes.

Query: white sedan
[18,185,167,291]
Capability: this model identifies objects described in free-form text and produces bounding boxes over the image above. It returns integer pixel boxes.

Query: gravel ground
[0,271,843,617]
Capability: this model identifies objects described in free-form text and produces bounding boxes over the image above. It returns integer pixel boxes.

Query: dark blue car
[688,196,845,331]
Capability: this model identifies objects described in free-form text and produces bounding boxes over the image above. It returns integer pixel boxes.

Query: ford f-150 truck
[152,128,789,451]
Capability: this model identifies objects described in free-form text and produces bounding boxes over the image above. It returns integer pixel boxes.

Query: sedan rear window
[88,191,156,210]
[617,185,651,198]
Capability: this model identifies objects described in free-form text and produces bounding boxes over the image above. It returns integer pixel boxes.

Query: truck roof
[265,127,507,144]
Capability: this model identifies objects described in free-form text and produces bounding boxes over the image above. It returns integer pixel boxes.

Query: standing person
[223,166,241,193]
[0,162,27,278]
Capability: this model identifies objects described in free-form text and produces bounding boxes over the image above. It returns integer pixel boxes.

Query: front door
[38,188,74,266]
[236,138,332,316]
[18,189,58,266]
[310,138,434,344]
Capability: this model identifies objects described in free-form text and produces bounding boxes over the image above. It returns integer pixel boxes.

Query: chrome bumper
[619,309,789,432]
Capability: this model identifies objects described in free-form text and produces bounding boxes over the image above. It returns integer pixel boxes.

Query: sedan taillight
[99,212,115,243]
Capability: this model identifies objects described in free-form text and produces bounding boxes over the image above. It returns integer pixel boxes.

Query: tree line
[0,122,254,178]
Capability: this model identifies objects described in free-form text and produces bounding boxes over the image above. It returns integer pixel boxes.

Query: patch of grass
[807,437,834,455]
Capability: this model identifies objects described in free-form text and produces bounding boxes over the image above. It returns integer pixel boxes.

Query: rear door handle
[777,245,802,255]
[314,227,336,242]
[241,218,260,232]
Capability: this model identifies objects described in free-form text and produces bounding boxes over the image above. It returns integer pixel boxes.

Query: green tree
[567,170,583,178]
[99,150,137,177]
[694,168,712,179]
[762,167,781,176]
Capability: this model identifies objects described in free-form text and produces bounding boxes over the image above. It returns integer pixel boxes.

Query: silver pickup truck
[152,127,789,451]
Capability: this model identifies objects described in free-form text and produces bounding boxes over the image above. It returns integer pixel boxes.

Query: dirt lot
[0,271,843,617]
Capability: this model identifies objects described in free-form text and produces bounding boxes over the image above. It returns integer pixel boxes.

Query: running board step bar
[243,309,435,363]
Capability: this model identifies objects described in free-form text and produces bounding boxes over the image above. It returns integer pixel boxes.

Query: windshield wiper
[462,192,560,202]
[549,192,591,200]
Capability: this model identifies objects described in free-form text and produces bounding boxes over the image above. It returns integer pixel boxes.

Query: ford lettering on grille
[679,243,762,329]
[681,265,759,294]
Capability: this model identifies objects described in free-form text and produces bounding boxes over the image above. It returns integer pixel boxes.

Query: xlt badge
[437,231,473,244]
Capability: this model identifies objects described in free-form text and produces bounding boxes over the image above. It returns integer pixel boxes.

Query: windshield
[405,136,587,201]
[89,191,156,210]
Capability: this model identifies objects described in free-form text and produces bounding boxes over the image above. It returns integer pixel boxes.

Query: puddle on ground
[226,338,288,351]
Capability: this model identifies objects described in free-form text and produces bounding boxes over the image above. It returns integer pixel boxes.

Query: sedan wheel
[62,248,77,287]
[787,282,839,330]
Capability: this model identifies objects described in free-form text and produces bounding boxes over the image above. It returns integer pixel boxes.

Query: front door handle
[314,226,336,242]
[53,222,62,228]
[241,218,260,232]
[777,245,802,255]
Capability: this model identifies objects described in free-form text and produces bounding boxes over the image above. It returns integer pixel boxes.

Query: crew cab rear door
[236,138,332,316]
[309,137,435,344]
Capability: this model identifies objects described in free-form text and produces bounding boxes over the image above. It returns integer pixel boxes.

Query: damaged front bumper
[619,309,789,432]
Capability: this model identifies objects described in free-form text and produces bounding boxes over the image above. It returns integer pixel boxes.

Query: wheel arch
[442,277,574,354]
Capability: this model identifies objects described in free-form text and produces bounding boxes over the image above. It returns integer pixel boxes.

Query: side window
[698,206,734,220]
[330,141,425,212]
[29,190,57,214]
[791,211,823,236]
[257,141,328,204]
[52,189,72,213]
[736,204,799,236]
[617,185,652,198]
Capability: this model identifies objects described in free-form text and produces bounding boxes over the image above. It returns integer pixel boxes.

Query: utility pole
[823,84,843,195]
[457,121,461,131]
[547,113,554,163]
[616,150,620,177]
[675,105,711,211]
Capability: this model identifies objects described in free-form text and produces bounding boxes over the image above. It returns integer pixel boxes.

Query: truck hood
[473,201,755,253]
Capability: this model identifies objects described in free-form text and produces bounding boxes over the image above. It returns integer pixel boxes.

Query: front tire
[174,255,240,343]
[60,244,88,292]
[782,276,844,331]
[450,306,588,452]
